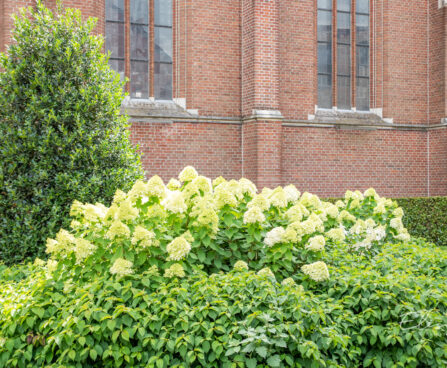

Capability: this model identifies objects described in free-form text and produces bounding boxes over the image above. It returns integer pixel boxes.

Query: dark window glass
[337,76,351,110]
[356,0,369,110]
[356,14,369,45]
[318,0,332,10]
[130,0,149,99]
[154,63,173,100]
[130,0,149,24]
[105,0,125,83]
[154,0,173,99]
[337,44,350,76]
[337,0,351,12]
[356,77,369,111]
[130,25,149,61]
[317,0,332,109]
[356,46,369,77]
[337,0,351,109]
[337,12,350,44]
[106,0,173,100]
[317,10,332,42]
[318,43,332,75]
[155,27,173,63]
[155,0,173,26]
[106,0,124,21]
[318,75,332,109]
[356,0,369,14]
[106,23,125,58]
[131,61,149,99]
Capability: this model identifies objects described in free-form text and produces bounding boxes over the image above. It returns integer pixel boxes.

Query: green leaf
[246,358,257,368]
[121,329,130,341]
[267,355,281,367]
[255,346,268,359]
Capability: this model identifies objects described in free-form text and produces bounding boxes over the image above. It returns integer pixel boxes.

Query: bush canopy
[2,167,446,367]
[0,2,143,264]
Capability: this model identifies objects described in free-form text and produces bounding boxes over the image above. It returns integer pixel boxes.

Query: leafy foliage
[2,167,442,367]
[397,197,447,247]
[0,2,143,264]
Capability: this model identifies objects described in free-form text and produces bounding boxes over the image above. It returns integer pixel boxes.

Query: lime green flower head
[233,260,249,271]
[164,263,185,278]
[110,258,133,277]
[243,206,265,224]
[301,261,329,282]
[179,166,198,182]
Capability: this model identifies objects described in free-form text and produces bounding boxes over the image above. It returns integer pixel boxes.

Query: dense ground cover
[1,167,446,367]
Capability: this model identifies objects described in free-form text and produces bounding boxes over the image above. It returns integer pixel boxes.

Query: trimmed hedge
[327,197,447,247]
[397,197,447,247]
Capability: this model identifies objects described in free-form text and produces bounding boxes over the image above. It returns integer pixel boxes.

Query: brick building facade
[2,0,447,197]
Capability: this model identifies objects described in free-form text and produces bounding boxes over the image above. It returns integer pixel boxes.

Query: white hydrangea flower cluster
[163,190,187,214]
[243,206,266,224]
[164,263,185,278]
[257,267,275,278]
[179,166,198,182]
[233,260,249,270]
[301,261,330,282]
[110,258,133,277]
[305,235,325,252]
[131,226,157,248]
[264,227,286,247]
[166,234,192,261]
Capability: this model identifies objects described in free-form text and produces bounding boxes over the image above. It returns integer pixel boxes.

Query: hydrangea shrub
[2,167,444,367]
[41,166,409,284]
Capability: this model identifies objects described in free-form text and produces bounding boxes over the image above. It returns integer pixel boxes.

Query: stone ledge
[121,98,195,119]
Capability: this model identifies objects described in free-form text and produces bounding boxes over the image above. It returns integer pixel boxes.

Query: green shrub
[0,2,144,264]
[321,241,447,367]
[397,197,447,247]
[1,167,439,367]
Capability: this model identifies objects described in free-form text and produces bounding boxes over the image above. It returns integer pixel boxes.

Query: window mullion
[150,0,155,98]
[332,0,337,108]
[125,0,131,94]
[352,0,356,109]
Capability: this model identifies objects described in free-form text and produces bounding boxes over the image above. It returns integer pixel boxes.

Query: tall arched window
[105,0,173,100]
[317,0,370,111]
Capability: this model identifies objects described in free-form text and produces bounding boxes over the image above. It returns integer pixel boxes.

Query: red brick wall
[430,128,447,196]
[282,127,428,198]
[279,0,315,120]
[242,120,282,189]
[429,0,445,125]
[130,121,242,182]
[186,0,241,117]
[382,1,429,125]
[1,0,447,196]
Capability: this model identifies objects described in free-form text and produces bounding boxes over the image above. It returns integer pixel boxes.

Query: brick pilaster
[242,0,282,189]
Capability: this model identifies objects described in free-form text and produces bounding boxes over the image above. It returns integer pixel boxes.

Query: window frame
[105,0,174,100]
[317,0,371,111]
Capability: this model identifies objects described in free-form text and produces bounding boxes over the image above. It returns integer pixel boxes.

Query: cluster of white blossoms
[243,206,266,224]
[264,227,286,247]
[305,235,325,252]
[110,258,134,277]
[166,233,192,261]
[233,260,249,271]
[257,267,275,278]
[301,261,330,282]
[46,166,411,284]
[131,226,157,249]
[164,263,185,278]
